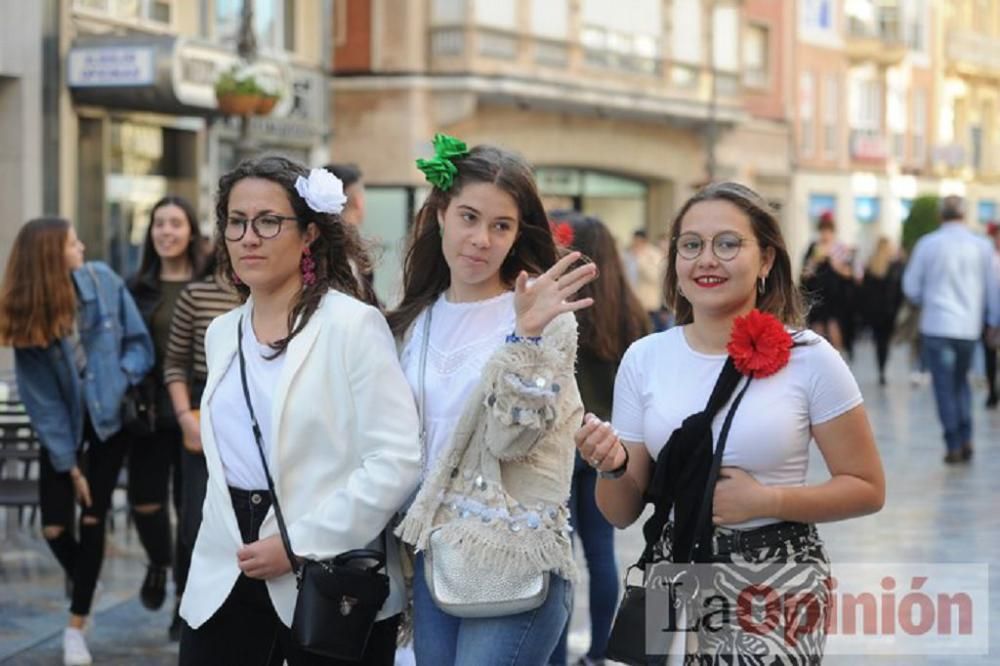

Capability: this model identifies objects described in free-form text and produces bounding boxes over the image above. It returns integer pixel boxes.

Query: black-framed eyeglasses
[675,231,756,262]
[224,213,299,241]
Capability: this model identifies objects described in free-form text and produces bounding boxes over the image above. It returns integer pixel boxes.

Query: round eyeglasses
[224,213,299,242]
[675,231,756,262]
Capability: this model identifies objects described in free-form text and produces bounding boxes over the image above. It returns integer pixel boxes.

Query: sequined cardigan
[396,311,582,583]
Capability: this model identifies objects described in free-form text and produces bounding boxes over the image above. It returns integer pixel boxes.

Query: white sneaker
[63,627,93,666]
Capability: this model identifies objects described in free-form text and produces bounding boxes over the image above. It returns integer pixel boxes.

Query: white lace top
[400,291,516,474]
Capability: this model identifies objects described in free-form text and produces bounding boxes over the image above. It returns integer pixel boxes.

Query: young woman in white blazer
[178,156,421,666]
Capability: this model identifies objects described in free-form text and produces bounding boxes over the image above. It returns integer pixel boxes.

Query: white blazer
[180,290,421,629]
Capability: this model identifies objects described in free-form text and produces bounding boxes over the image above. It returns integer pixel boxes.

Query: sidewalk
[2,338,998,664]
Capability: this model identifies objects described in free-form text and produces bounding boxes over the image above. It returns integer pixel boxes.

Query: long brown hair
[664,182,805,327]
[387,144,558,337]
[132,195,206,288]
[214,156,376,357]
[557,212,650,361]
[0,218,78,348]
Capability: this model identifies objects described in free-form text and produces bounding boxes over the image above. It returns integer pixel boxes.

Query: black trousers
[39,418,130,616]
[179,487,399,666]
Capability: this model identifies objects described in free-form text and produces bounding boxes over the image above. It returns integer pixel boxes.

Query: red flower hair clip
[550,221,574,248]
[727,309,793,379]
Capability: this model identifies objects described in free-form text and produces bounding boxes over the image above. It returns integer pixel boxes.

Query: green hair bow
[416,133,469,191]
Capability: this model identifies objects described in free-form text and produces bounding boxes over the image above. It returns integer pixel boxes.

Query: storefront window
[536,168,648,249]
[854,195,880,225]
[807,193,836,225]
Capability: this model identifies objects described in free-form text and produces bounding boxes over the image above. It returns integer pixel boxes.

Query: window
[743,23,769,87]
[74,0,172,25]
[808,193,837,224]
[904,0,927,52]
[802,0,835,31]
[712,4,739,73]
[530,0,569,40]
[823,74,839,159]
[912,89,927,165]
[582,0,661,74]
[850,78,881,131]
[431,0,464,24]
[800,72,816,157]
[473,0,516,30]
[671,0,702,65]
[855,196,880,225]
[978,200,998,225]
[214,0,295,53]
[887,83,907,162]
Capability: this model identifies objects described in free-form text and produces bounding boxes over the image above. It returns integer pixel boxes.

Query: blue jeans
[922,335,976,452]
[550,455,619,665]
[413,552,572,666]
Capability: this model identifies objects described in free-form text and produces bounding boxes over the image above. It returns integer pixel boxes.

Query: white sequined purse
[416,308,550,618]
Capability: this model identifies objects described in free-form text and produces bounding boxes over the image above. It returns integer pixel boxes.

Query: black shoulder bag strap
[687,374,752,562]
[236,315,302,580]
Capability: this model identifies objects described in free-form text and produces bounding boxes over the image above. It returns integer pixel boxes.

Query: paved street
[1,338,998,665]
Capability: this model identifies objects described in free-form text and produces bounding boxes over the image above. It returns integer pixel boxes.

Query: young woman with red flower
[574,182,884,663]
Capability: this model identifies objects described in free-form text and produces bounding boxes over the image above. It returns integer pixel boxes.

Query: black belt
[711,521,814,557]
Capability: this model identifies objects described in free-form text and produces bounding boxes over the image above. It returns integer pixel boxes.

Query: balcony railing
[947,30,1000,74]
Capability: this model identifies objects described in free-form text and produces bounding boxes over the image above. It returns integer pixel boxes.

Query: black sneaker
[168,602,182,642]
[140,565,168,610]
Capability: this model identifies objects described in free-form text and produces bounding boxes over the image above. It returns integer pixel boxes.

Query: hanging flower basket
[217,92,262,116]
[255,95,279,115]
[214,65,279,117]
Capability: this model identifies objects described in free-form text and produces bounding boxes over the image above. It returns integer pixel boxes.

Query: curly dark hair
[214,155,376,357]
[387,144,558,337]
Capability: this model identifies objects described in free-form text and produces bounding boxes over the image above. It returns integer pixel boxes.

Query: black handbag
[605,362,752,666]
[121,379,157,437]
[236,316,390,661]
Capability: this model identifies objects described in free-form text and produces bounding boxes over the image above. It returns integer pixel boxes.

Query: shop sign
[68,46,155,87]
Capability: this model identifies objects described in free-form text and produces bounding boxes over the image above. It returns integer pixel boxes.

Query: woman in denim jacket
[0,217,153,666]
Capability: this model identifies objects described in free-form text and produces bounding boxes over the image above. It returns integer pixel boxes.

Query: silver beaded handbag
[417,307,551,618]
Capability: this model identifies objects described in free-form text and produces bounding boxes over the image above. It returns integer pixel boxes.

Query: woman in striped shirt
[162,253,241,639]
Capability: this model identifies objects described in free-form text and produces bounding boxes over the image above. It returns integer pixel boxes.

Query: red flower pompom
[727,309,793,379]
[550,221,574,248]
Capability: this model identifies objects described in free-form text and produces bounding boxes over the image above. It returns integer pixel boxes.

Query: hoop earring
[758,275,766,295]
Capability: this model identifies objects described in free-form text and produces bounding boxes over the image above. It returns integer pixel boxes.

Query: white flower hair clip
[294,168,347,215]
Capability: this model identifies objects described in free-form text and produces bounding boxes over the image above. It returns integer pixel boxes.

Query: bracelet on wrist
[598,442,630,480]
[505,331,543,345]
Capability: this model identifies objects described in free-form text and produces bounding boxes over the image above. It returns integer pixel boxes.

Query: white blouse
[400,291,516,473]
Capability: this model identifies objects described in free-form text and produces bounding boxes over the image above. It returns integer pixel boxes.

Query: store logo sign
[68,47,155,88]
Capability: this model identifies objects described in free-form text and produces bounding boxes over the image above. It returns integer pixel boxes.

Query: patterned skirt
[647,521,831,666]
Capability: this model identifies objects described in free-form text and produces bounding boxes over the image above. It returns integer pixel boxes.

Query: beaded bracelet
[505,331,543,345]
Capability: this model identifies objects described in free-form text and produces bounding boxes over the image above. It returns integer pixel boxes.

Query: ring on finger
[590,457,600,467]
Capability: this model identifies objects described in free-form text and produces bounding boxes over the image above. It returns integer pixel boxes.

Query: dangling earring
[301,246,317,286]
[230,270,242,286]
[758,275,767,295]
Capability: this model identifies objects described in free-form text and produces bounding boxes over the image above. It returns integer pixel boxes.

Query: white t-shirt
[400,291,515,473]
[210,316,286,490]
[612,326,863,529]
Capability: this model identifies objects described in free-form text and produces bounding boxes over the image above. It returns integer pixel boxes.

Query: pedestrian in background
[390,135,597,666]
[859,237,904,386]
[903,195,1000,463]
[0,218,154,666]
[178,156,420,665]
[801,211,852,351]
[161,250,241,640]
[548,212,650,666]
[623,229,668,331]
[983,222,1000,409]
[576,183,884,662]
[126,195,205,626]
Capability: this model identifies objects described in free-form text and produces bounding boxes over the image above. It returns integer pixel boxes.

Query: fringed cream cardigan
[396,310,583,582]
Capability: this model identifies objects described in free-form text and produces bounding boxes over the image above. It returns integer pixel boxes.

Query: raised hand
[514,251,597,337]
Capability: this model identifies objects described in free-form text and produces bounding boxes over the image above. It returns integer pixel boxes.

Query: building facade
[330,0,794,300]
[57,0,332,277]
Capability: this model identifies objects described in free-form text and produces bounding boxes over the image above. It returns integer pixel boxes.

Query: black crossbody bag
[605,360,752,666]
[236,316,390,661]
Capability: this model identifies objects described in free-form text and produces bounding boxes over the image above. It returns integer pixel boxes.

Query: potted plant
[215,66,280,116]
